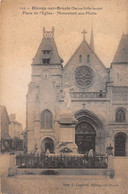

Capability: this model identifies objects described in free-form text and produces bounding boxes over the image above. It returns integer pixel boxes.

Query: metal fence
[16,153,108,169]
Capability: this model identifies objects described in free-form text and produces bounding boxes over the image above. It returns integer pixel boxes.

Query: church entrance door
[41,137,55,153]
[75,122,96,154]
[45,142,54,153]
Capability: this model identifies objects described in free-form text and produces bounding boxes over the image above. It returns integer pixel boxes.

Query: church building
[26,27,128,157]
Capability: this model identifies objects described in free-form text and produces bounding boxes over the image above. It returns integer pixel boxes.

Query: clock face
[75,66,94,88]
[41,71,50,79]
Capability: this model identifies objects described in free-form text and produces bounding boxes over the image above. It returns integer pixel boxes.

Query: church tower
[109,34,128,156]
[26,27,63,153]
[26,28,128,156]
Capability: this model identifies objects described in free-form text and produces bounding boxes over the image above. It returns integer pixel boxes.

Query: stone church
[26,27,128,157]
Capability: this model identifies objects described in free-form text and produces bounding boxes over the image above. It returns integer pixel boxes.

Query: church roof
[32,27,63,65]
[65,36,106,70]
[112,34,128,64]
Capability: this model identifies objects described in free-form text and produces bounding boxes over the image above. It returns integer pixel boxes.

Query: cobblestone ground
[0,153,128,194]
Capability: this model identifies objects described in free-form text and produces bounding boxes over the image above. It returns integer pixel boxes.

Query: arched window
[87,55,90,63]
[115,108,126,122]
[79,55,82,63]
[115,133,126,156]
[40,109,53,129]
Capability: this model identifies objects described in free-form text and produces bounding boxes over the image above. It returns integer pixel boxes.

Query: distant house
[9,114,23,139]
[0,105,11,151]
[9,114,23,151]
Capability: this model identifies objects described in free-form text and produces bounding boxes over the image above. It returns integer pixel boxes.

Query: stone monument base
[56,142,78,154]
[56,112,77,154]
[8,167,115,178]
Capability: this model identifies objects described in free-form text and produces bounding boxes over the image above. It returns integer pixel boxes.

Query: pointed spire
[81,29,87,41]
[32,27,63,65]
[112,33,128,64]
[90,28,95,51]
[90,16,95,51]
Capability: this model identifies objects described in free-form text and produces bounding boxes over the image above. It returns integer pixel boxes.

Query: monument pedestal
[56,113,78,154]
[8,154,17,177]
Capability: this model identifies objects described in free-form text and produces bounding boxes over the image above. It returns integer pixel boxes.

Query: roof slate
[32,37,62,65]
[112,34,128,64]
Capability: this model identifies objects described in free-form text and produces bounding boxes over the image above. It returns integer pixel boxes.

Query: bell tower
[26,27,63,153]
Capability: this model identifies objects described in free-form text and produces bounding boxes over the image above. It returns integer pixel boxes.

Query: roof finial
[81,29,87,41]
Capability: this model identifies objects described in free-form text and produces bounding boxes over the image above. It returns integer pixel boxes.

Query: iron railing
[16,153,108,169]
[70,92,107,99]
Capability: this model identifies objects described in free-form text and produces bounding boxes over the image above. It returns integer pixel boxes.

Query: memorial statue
[46,148,50,154]
[88,149,94,157]
[63,83,72,109]
[106,144,113,156]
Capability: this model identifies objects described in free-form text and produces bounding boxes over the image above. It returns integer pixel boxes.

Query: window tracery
[40,109,53,129]
[115,108,126,122]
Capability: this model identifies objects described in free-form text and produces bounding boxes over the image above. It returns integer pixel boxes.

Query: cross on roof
[81,29,87,41]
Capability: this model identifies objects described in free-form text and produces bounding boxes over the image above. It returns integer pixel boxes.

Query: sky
[0,0,128,128]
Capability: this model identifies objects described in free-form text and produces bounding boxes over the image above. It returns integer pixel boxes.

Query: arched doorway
[115,133,126,156]
[75,110,105,154]
[75,121,96,154]
[41,137,55,153]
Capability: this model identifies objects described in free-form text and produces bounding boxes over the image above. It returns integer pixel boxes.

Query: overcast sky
[0,0,128,128]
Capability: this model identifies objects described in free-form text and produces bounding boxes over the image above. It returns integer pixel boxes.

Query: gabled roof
[64,39,106,70]
[0,105,10,123]
[32,28,63,65]
[112,34,128,64]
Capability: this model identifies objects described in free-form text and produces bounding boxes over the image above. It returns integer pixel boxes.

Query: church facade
[26,27,128,157]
